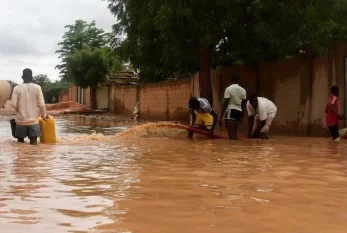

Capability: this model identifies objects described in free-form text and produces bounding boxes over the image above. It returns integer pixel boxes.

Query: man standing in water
[247,94,277,139]
[325,85,344,141]
[11,69,47,145]
[187,97,218,138]
[219,75,246,140]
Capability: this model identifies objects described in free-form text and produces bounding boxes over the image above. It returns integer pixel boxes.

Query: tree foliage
[105,0,347,104]
[44,81,70,103]
[33,74,69,103]
[56,20,111,81]
[33,74,51,87]
[66,46,122,109]
[66,46,120,88]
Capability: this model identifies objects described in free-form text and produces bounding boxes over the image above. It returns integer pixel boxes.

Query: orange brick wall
[139,79,190,122]
[59,91,70,102]
[114,85,138,116]
[113,79,190,122]
[167,80,191,121]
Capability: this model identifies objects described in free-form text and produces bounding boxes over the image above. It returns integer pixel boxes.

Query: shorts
[192,112,213,129]
[328,125,339,140]
[15,124,40,138]
[225,109,242,122]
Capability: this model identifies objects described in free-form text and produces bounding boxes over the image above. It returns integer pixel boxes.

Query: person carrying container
[11,68,48,145]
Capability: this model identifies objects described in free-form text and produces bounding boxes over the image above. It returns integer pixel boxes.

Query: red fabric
[325,95,339,126]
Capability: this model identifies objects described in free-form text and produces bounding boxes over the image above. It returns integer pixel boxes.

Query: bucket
[10,119,17,138]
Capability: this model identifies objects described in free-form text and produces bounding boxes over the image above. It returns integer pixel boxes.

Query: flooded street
[1,117,347,233]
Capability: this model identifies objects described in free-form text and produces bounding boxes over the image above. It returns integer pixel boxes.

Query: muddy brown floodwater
[1,116,347,233]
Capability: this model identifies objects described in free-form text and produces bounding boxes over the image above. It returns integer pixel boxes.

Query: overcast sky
[0,0,115,83]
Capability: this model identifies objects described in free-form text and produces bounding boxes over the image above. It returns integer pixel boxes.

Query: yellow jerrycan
[39,116,57,143]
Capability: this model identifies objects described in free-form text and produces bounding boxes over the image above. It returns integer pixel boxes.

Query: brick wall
[139,79,191,122]
[113,79,190,122]
[59,91,69,102]
[167,80,191,121]
[114,85,138,116]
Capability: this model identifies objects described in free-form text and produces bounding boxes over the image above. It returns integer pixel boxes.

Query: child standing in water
[326,85,344,141]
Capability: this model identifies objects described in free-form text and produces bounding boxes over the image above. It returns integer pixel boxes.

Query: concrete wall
[258,56,310,135]
[310,56,329,136]
[108,85,115,113]
[329,42,347,128]
[96,86,109,110]
[83,88,91,109]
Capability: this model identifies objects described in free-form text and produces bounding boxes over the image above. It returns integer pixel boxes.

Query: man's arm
[246,101,256,137]
[248,115,254,136]
[329,104,340,116]
[329,96,343,119]
[189,110,196,127]
[37,87,47,118]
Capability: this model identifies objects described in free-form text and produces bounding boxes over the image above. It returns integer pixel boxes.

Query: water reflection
[0,143,53,228]
[59,117,131,136]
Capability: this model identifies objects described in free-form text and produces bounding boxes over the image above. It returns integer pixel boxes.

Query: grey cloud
[0,35,34,55]
[0,0,115,81]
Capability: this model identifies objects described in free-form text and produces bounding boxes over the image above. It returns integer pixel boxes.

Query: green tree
[43,81,70,103]
[105,0,347,106]
[33,74,51,87]
[66,46,121,109]
[56,20,110,81]
[31,74,69,103]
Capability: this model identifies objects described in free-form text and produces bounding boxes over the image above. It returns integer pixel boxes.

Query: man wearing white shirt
[219,75,246,140]
[11,68,47,145]
[247,94,277,139]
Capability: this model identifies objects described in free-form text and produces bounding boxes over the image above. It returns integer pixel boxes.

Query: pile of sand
[46,101,88,111]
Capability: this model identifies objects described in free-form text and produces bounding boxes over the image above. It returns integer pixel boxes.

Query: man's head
[331,85,339,97]
[231,75,240,84]
[188,97,200,110]
[22,68,33,83]
[248,93,258,108]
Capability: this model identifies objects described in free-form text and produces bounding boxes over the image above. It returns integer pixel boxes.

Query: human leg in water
[17,138,25,143]
[29,137,38,145]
